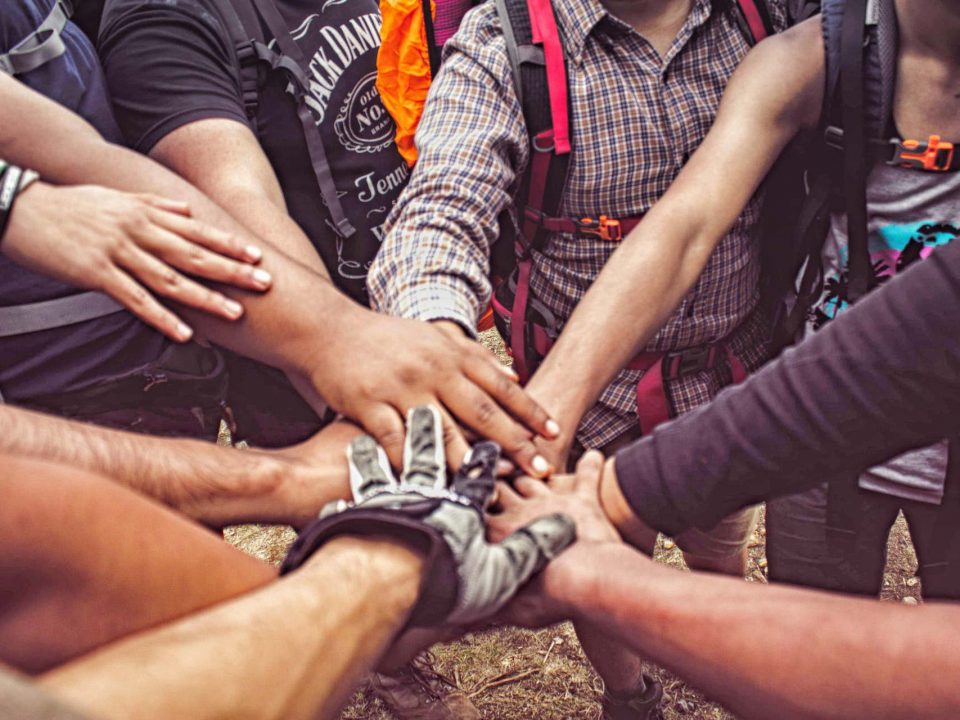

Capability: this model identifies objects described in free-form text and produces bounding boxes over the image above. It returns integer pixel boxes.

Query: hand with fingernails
[281,405,576,626]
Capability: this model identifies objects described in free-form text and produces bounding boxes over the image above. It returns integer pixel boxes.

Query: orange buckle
[889,135,955,172]
[577,215,622,241]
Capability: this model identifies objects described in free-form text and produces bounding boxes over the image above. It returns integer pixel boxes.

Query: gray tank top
[805,162,960,505]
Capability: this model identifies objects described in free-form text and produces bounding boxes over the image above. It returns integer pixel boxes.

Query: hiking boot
[601,675,664,720]
[371,652,480,720]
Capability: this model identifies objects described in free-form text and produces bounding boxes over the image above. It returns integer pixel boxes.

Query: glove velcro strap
[280,506,459,626]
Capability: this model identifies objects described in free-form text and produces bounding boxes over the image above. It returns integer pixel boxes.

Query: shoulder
[100,0,232,49]
[741,14,825,126]
[440,2,513,85]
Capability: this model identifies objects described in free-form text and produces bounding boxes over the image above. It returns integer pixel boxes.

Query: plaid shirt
[369,0,786,448]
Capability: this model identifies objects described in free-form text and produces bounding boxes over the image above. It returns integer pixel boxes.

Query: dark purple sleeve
[615,239,960,536]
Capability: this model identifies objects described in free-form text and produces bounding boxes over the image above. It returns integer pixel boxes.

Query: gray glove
[281,405,575,626]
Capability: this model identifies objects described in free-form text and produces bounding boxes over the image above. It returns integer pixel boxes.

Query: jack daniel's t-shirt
[99,0,409,303]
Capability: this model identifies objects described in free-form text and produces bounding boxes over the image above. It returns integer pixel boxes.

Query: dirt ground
[225,329,924,720]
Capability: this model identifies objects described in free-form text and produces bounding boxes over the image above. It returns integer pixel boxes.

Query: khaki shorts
[671,504,759,561]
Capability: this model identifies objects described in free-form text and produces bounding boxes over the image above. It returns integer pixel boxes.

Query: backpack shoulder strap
[729,0,776,45]
[209,0,356,238]
[821,0,888,303]
[495,0,571,251]
[207,0,264,127]
[0,0,73,77]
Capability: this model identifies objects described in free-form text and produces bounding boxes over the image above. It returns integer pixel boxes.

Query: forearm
[526,205,713,425]
[0,80,351,387]
[0,404,312,528]
[41,538,423,720]
[561,544,960,720]
[610,237,960,538]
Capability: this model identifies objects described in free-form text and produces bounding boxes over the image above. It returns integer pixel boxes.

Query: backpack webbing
[209,0,356,238]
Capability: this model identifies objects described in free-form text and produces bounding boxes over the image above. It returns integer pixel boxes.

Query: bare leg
[0,455,276,673]
[573,517,655,694]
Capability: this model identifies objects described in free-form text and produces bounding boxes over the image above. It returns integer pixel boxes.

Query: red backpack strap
[730,0,776,45]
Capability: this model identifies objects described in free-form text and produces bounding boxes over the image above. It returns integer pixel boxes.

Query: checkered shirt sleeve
[367,6,527,334]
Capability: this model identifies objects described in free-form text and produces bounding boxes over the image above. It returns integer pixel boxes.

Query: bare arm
[0,74,555,476]
[551,543,960,720]
[0,403,356,529]
[525,20,826,460]
[41,538,423,720]
[492,450,960,720]
[149,118,331,277]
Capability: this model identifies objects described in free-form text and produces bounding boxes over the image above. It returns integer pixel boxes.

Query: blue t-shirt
[0,0,166,401]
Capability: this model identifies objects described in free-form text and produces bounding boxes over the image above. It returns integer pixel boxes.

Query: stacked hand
[3,182,271,342]
[282,406,576,626]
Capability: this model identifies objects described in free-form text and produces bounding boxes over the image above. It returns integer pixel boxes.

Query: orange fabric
[377,0,435,166]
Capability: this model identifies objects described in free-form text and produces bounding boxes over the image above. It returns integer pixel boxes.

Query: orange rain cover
[377,0,435,166]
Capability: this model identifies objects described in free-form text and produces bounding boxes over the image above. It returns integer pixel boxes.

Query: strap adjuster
[575,215,622,241]
[887,135,955,172]
[665,345,715,379]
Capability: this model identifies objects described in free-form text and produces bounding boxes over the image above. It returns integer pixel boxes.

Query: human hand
[486,451,623,628]
[2,182,271,342]
[281,406,576,626]
[317,311,560,478]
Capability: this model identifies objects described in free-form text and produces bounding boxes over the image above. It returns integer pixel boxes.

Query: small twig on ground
[467,668,538,698]
[542,637,561,667]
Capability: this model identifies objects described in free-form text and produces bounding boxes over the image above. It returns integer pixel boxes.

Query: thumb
[573,449,605,497]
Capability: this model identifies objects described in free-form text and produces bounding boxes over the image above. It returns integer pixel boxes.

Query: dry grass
[224,329,924,719]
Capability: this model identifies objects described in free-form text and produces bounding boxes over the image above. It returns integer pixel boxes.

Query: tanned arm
[540,541,960,720]
[0,404,357,529]
[41,538,423,720]
[525,20,825,464]
[0,75,556,476]
[491,451,960,720]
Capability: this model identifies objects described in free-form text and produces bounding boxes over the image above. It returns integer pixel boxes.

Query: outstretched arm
[41,537,424,720]
[0,68,555,477]
[0,403,357,529]
[525,19,825,464]
[604,211,960,543]
[551,543,960,720]
[491,450,960,720]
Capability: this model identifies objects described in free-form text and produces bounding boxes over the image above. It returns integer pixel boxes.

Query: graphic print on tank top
[285,0,409,293]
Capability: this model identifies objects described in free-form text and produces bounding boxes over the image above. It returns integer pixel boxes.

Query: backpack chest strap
[825,127,960,173]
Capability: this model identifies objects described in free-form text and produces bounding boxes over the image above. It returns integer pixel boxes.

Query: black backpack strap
[495,0,570,254]
[421,0,442,77]
[210,0,356,238]
[208,0,262,128]
[837,0,871,303]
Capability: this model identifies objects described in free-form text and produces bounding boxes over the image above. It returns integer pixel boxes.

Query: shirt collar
[553,0,714,65]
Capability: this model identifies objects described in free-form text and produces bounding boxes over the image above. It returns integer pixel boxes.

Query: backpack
[767,0,960,348]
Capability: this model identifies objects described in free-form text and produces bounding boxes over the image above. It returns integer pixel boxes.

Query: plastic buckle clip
[666,345,713,379]
[888,135,955,172]
[576,215,622,241]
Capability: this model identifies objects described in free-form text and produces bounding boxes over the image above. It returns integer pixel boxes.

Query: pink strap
[525,0,570,154]
[726,346,748,384]
[522,132,554,241]
[635,356,671,436]
[510,258,534,382]
[737,0,768,43]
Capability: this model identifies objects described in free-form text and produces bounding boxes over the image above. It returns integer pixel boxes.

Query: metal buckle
[823,125,845,150]
[532,132,556,153]
[887,135,955,172]
[576,215,622,241]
